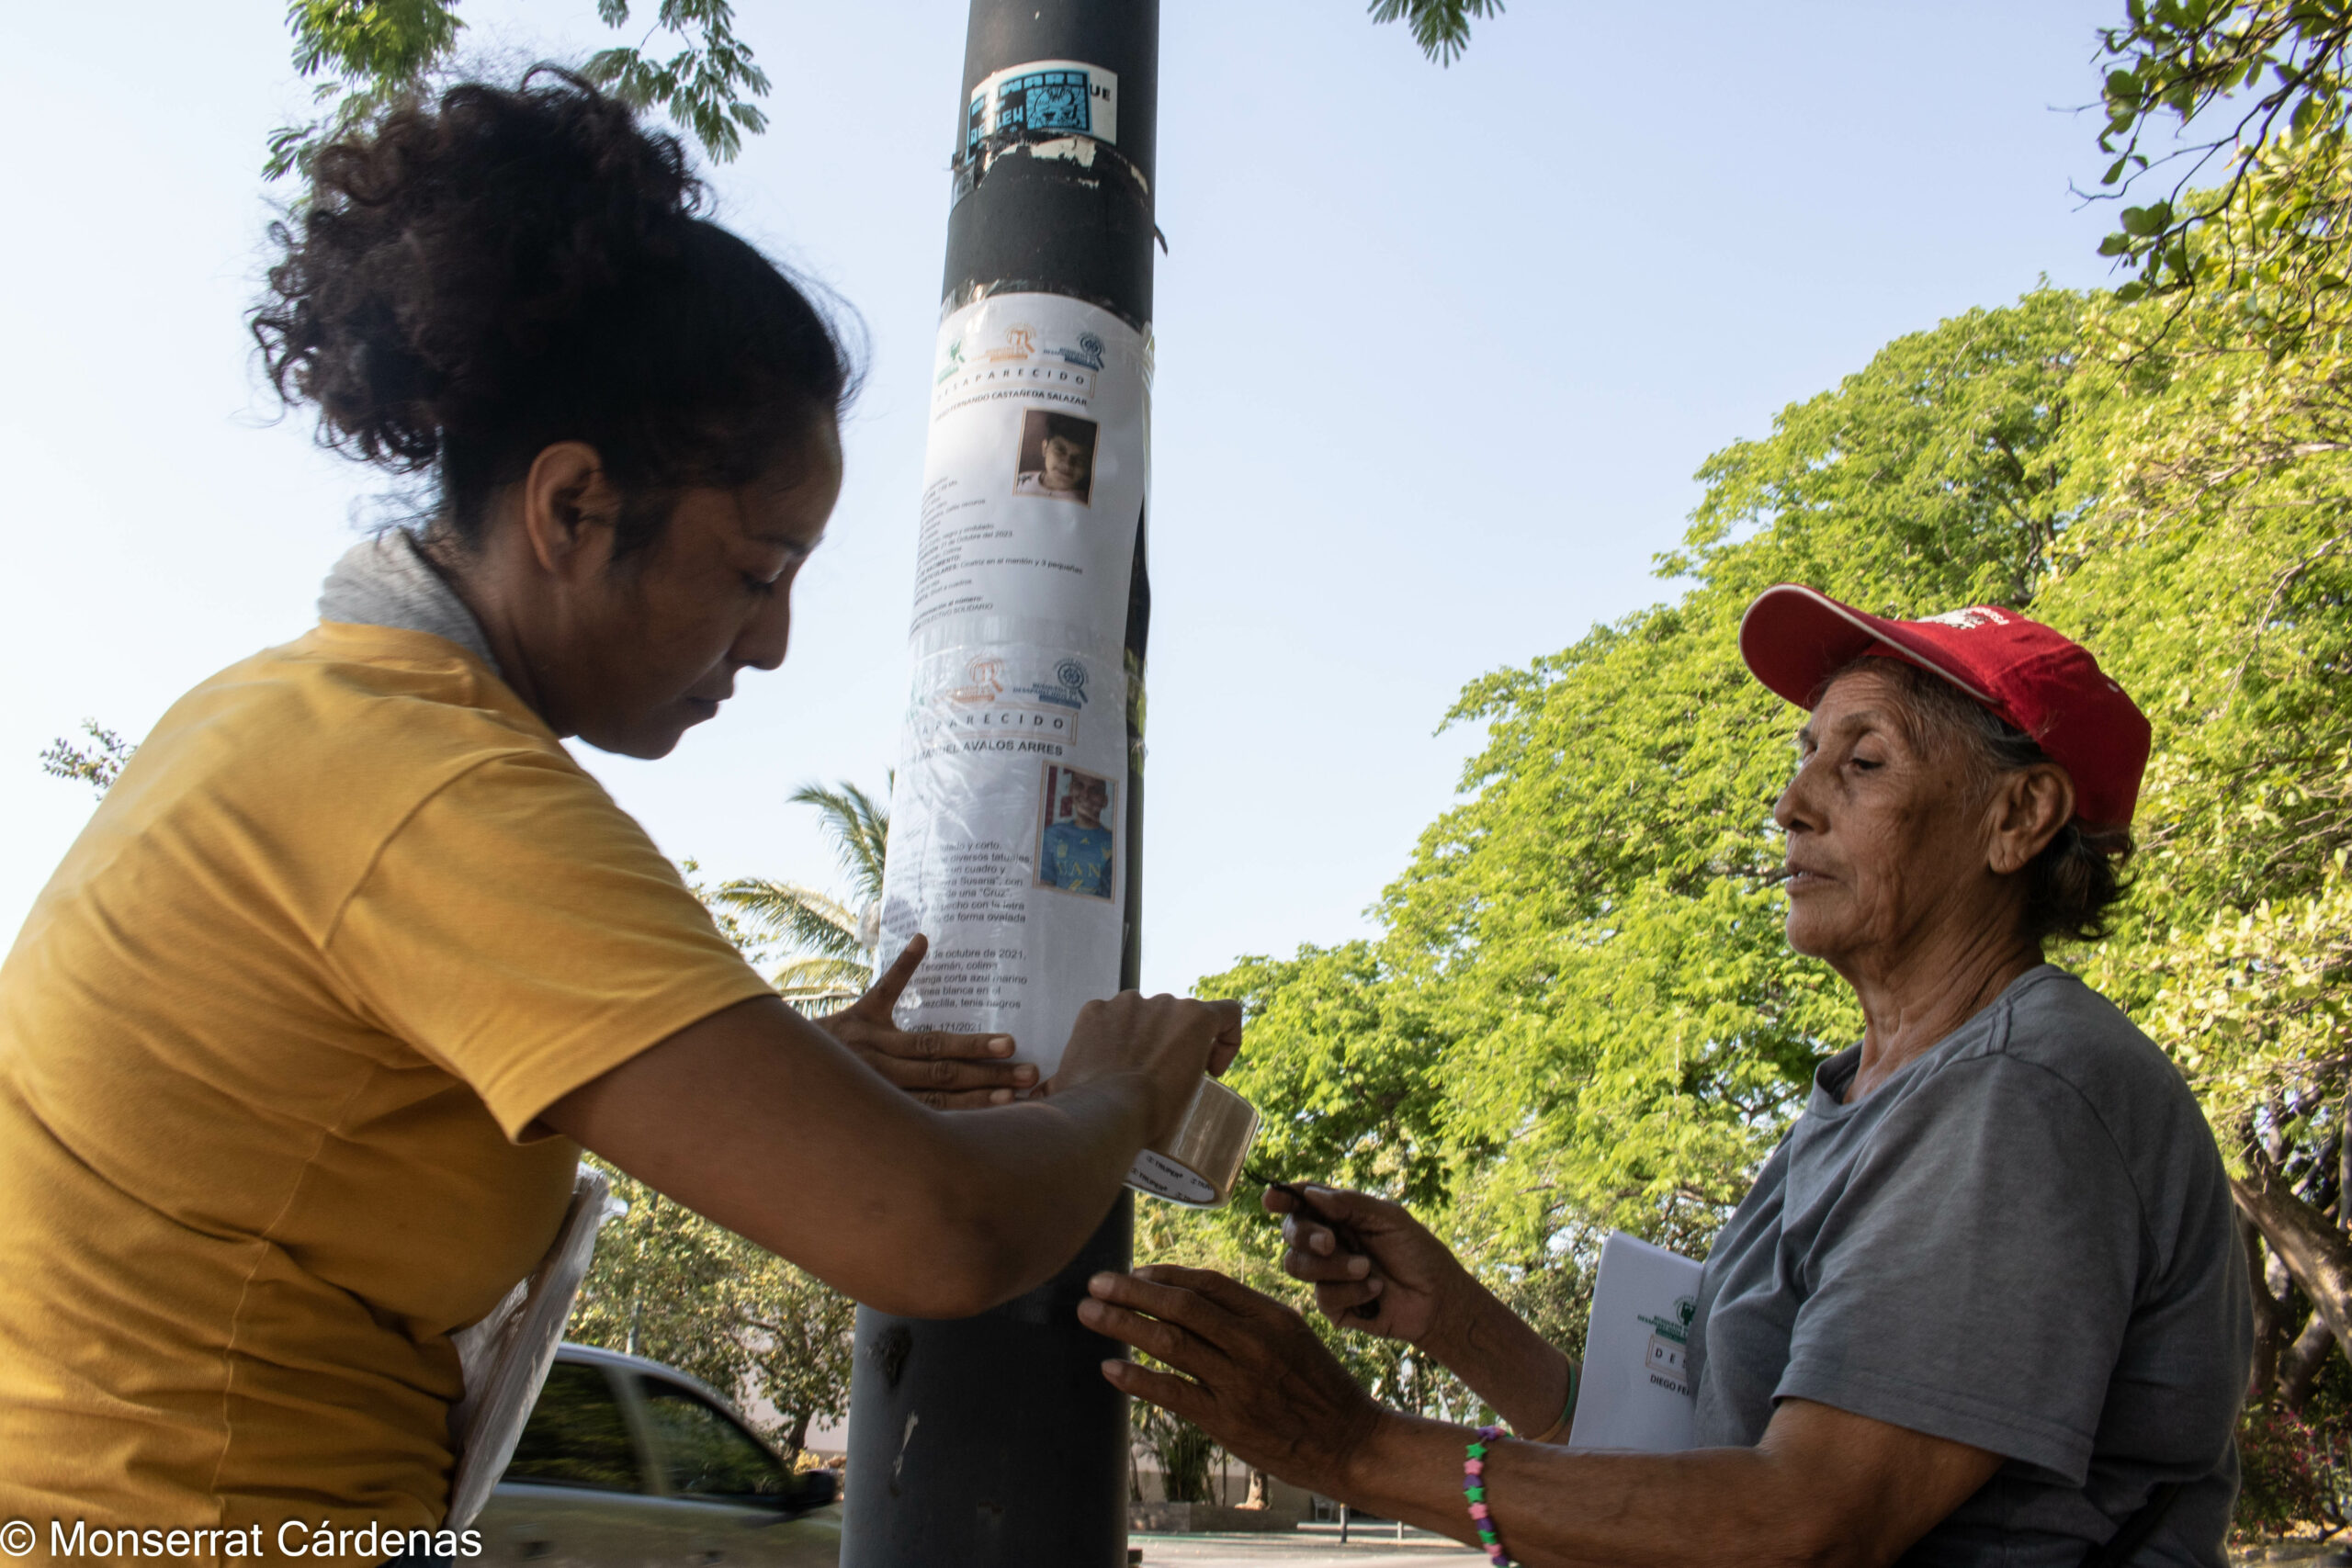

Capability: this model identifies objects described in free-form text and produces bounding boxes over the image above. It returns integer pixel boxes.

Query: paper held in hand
[1566,1231,1702,1452]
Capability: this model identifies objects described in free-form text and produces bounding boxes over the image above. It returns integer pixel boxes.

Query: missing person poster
[877,293,1149,1081]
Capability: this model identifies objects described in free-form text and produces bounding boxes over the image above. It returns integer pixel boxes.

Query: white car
[474,1343,842,1566]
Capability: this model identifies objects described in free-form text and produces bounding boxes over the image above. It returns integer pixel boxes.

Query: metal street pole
[844,4,1159,1565]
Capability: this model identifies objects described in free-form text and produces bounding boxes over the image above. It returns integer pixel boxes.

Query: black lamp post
[842,5,1159,1565]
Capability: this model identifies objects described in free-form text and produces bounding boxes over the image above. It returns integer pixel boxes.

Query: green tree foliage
[268,0,769,177]
[1366,0,1505,65]
[715,781,888,1016]
[1176,242,2351,1522]
[39,721,136,795]
[569,1164,853,1453]
[270,0,1483,186]
[2091,0,2352,324]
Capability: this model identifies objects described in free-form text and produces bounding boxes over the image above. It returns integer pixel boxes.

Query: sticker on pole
[967,59,1119,157]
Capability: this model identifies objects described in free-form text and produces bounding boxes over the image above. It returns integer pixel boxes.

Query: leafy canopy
[1366,0,1506,66]
[270,0,1491,182]
[39,722,136,795]
[1166,259,2349,1500]
[2092,0,2352,327]
[269,0,769,176]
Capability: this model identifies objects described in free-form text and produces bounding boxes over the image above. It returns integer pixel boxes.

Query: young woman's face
[558,419,843,759]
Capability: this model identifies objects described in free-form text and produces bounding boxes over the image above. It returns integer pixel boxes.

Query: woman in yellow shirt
[0,71,1233,1551]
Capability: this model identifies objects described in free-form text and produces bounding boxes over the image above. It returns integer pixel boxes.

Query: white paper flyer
[877,292,1148,1083]
[1566,1231,1702,1452]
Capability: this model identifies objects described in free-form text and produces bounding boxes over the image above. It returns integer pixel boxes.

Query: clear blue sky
[0,0,2137,995]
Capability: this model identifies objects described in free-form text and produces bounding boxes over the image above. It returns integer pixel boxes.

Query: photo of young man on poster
[1012,410,1097,504]
[1035,763,1115,898]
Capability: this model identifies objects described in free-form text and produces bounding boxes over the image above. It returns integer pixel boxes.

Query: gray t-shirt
[1686,965,2249,1567]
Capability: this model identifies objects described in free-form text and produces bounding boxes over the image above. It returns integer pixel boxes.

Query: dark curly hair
[253,69,860,558]
[1818,657,2134,943]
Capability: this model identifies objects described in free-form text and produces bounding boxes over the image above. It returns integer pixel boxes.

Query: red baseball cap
[1737,584,2152,829]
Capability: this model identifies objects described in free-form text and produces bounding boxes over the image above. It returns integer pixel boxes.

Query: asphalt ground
[1130,1532,2346,1567]
[1130,1529,1479,1565]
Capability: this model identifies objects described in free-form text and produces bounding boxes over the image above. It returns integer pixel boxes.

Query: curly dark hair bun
[254,68,858,551]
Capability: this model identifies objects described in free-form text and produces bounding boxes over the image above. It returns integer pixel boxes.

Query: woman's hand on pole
[1080,1265,1386,1498]
[817,934,1039,1108]
[1042,992,1243,1144]
[1268,1185,1470,1346]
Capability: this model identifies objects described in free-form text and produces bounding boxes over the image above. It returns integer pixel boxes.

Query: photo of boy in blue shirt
[1037,766,1114,898]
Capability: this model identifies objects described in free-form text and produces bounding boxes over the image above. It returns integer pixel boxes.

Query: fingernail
[1077,1299,1104,1324]
[1311,1232,1332,1256]
[1100,1359,1125,1380]
[1012,1066,1038,1084]
[1347,1255,1370,1278]
[989,1036,1014,1055]
[1365,1277,1385,1297]
[1089,1272,1117,1294]
[989,1089,1012,1105]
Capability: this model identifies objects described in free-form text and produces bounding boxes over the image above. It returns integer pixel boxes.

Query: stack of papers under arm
[1565,1230,1702,1451]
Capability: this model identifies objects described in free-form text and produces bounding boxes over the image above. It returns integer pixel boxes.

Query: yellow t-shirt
[0,623,775,1549]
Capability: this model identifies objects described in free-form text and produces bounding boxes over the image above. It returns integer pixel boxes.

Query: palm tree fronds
[715,878,863,964]
[769,955,872,1017]
[789,779,890,907]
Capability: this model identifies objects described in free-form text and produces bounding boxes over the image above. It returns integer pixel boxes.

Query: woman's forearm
[1331,1415,1828,1568]
[1421,1280,1577,1438]
[548,998,1162,1317]
[914,1075,1159,1303]
[1311,1399,1998,1568]
[1082,1269,1998,1568]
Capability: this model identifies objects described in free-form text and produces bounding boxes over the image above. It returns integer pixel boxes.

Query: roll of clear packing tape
[1125,1077,1260,1209]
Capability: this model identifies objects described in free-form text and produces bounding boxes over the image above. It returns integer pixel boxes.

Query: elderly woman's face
[1772,665,1996,969]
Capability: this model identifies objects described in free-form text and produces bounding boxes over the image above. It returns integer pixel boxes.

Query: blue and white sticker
[966,58,1119,158]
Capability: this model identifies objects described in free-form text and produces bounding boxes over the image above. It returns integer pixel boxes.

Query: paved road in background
[1132,1530,1478,1565]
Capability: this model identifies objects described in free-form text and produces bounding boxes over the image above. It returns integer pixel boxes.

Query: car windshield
[639,1381,789,1500]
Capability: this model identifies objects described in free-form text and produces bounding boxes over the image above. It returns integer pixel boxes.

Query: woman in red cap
[1078,587,2251,1568]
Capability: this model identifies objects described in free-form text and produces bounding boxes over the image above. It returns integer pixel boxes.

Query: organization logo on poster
[945,657,1008,705]
[910,653,1091,760]
[933,321,1103,405]
[1035,761,1116,901]
[1052,333,1106,371]
[1635,1294,1698,1398]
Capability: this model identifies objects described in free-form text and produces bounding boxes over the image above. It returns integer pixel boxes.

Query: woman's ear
[518,441,620,578]
[1986,764,2075,875]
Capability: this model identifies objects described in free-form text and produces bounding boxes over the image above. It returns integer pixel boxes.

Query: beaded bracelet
[1463,1424,1511,1566]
